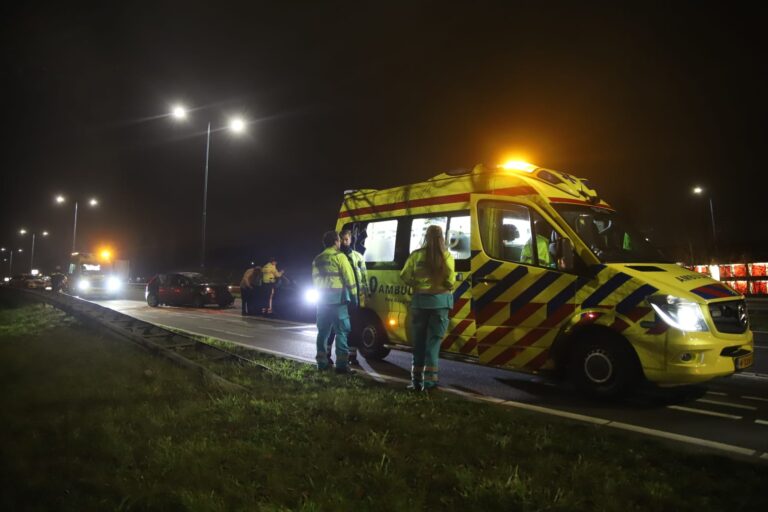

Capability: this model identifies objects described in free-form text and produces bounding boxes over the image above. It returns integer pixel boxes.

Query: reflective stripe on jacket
[312,247,356,305]
[347,250,369,302]
[400,248,456,294]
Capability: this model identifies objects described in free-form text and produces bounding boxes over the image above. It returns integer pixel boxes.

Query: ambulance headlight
[78,279,91,291]
[648,295,708,332]
[304,288,319,304]
[106,276,122,292]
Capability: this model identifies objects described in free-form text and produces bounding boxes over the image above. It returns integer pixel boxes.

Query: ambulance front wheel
[568,334,640,398]
[357,311,390,360]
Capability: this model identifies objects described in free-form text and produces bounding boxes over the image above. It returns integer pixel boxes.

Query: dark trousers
[249,285,263,315]
[241,287,252,314]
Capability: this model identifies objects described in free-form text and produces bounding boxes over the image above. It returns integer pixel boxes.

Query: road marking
[695,398,758,411]
[705,391,727,396]
[666,405,742,420]
[756,419,768,426]
[608,422,757,457]
[115,310,765,461]
[742,395,768,403]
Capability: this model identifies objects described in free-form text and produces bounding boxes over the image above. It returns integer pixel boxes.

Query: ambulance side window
[478,201,534,264]
[447,214,472,270]
[361,219,398,266]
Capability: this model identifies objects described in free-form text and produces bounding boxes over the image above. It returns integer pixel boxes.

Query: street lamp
[19,228,49,272]
[55,195,99,253]
[1,247,24,274]
[692,186,717,244]
[170,104,247,268]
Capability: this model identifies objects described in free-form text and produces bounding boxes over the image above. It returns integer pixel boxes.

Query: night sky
[1,2,765,280]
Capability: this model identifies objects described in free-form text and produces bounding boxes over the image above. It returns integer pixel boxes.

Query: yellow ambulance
[335,162,753,396]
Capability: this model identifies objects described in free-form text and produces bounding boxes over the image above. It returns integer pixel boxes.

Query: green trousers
[409,307,449,388]
[316,303,351,370]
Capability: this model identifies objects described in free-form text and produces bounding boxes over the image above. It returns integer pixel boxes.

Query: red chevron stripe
[540,303,576,328]
[523,349,551,371]
[441,319,473,350]
[502,302,544,327]
[477,326,512,355]
[488,327,549,365]
[450,298,469,316]
[645,323,669,335]
[460,337,478,354]
[625,306,652,322]
[476,301,507,324]
[609,318,630,332]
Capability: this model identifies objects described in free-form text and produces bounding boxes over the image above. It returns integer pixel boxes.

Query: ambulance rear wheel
[568,334,639,398]
[146,293,159,308]
[358,311,390,360]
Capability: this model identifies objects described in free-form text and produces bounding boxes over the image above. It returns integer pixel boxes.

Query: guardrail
[6,288,257,391]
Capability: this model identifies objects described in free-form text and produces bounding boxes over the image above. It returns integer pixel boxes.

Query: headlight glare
[304,288,319,304]
[78,279,91,291]
[106,276,121,292]
[648,295,708,332]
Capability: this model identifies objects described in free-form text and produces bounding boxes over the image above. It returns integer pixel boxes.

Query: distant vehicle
[145,272,234,308]
[7,273,51,290]
[66,252,124,298]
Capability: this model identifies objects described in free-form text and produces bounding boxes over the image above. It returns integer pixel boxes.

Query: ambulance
[335,161,753,396]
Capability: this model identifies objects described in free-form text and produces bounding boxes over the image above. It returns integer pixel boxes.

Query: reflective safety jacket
[262,262,283,284]
[400,249,456,294]
[345,249,369,305]
[521,235,554,268]
[312,247,356,305]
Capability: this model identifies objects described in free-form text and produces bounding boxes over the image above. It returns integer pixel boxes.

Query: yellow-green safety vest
[400,248,456,294]
[312,247,356,305]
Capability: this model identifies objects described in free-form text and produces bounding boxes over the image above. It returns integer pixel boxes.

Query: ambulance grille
[709,300,748,334]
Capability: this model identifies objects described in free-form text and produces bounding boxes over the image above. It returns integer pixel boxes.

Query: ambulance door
[471,198,573,371]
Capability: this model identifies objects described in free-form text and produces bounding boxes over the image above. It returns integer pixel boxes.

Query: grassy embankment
[1,296,767,511]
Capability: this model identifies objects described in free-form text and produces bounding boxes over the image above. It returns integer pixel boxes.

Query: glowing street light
[1,247,23,274]
[172,105,188,120]
[55,195,100,253]
[169,102,248,268]
[19,228,49,273]
[692,185,716,244]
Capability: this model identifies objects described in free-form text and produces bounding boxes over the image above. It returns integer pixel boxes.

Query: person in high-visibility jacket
[261,257,284,315]
[312,230,357,373]
[326,228,370,365]
[521,234,554,268]
[400,225,455,391]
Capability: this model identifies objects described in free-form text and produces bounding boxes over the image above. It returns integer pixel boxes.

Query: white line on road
[667,405,742,420]
[695,398,758,411]
[705,391,727,396]
[756,419,768,426]
[119,313,766,461]
[742,395,768,403]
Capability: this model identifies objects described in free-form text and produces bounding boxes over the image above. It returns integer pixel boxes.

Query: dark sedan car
[145,272,234,308]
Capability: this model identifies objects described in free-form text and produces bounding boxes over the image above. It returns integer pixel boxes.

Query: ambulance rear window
[363,219,398,263]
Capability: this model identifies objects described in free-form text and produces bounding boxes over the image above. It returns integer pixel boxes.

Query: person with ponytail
[400,224,456,391]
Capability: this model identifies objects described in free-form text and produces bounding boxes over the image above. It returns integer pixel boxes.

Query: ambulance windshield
[553,205,667,263]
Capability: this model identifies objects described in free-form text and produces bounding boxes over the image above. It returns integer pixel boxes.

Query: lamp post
[55,195,98,254]
[170,104,247,268]
[1,247,22,274]
[19,229,49,272]
[692,186,716,244]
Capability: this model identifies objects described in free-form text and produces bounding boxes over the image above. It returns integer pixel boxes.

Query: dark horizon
[2,2,765,279]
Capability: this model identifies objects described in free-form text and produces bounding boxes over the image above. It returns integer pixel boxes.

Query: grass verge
[1,300,767,511]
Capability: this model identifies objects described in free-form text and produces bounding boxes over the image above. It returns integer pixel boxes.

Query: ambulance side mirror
[556,238,575,273]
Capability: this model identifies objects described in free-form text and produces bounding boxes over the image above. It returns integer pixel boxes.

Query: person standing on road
[312,230,357,374]
[400,225,455,391]
[239,267,255,316]
[261,257,284,315]
[326,228,370,365]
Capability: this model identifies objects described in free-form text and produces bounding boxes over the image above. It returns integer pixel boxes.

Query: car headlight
[78,279,91,291]
[648,295,708,332]
[107,276,122,292]
[304,288,319,304]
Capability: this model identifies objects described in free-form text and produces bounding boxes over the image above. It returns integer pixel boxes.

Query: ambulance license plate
[735,353,753,370]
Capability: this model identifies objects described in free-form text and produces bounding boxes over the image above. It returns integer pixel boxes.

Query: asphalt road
[92,294,768,461]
